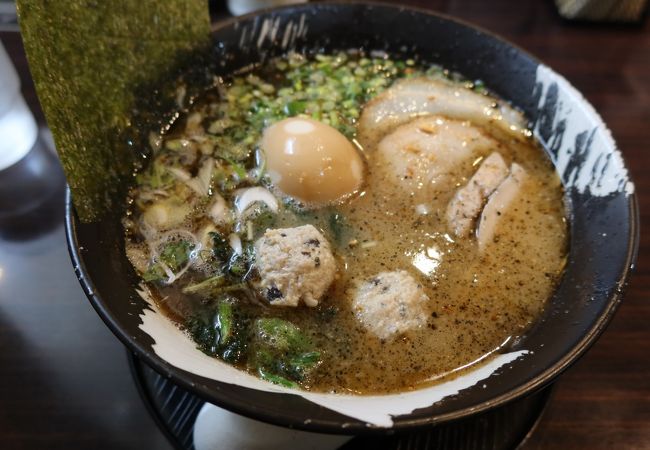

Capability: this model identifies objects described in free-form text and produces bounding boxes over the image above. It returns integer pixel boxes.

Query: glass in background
[0,41,65,240]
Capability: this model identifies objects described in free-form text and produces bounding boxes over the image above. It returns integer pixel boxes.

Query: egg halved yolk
[261,117,364,204]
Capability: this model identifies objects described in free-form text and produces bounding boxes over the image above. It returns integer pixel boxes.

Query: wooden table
[1,1,648,448]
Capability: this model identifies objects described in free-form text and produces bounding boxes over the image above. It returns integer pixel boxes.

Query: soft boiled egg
[261,117,364,204]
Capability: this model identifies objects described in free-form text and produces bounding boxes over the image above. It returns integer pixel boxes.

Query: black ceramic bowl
[66,2,638,434]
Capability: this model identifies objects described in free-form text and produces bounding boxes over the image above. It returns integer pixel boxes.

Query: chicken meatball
[254,225,336,307]
[352,271,430,340]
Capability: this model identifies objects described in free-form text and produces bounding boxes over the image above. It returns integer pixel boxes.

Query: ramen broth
[124,52,567,394]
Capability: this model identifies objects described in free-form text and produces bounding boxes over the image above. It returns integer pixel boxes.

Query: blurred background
[0,1,648,449]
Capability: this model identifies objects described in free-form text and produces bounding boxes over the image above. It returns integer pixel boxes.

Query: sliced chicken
[477,163,528,251]
[375,115,502,198]
[358,77,527,148]
[447,152,510,238]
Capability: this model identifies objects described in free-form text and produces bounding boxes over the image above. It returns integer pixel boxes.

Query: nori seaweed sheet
[17,0,210,221]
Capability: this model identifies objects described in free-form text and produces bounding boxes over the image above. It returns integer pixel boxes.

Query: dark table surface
[1,1,649,449]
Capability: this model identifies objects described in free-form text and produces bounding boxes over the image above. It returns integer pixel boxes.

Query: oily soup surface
[125,53,567,394]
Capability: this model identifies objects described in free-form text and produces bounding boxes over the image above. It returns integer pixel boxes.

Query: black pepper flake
[370,277,381,286]
[266,286,283,301]
[280,233,287,237]
[314,257,321,267]
[306,238,320,247]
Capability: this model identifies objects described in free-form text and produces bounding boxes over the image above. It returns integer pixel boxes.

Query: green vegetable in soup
[227,244,254,278]
[249,318,321,386]
[143,239,194,282]
[220,156,248,181]
[216,301,234,346]
[257,368,298,389]
[210,232,232,265]
[159,240,193,272]
[187,299,246,363]
[207,231,255,280]
[182,274,226,295]
[240,204,277,239]
[135,158,173,189]
[142,264,166,282]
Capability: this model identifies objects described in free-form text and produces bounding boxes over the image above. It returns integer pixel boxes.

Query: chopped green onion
[182,275,226,294]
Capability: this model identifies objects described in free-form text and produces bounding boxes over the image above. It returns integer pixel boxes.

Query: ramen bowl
[66,1,638,433]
